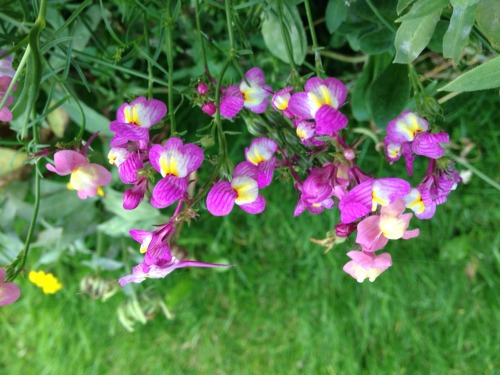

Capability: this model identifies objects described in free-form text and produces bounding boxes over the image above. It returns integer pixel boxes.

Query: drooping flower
[0,268,20,306]
[46,150,112,199]
[339,178,411,224]
[206,161,266,216]
[29,270,62,294]
[288,77,348,137]
[343,250,392,282]
[355,199,419,252]
[109,97,167,147]
[244,137,278,188]
[271,86,294,118]
[384,111,449,175]
[220,67,271,119]
[149,137,204,208]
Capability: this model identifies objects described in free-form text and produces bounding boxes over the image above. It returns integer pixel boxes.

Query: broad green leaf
[394,10,442,63]
[359,27,395,54]
[443,2,477,63]
[261,4,307,65]
[367,63,410,128]
[397,0,448,22]
[476,0,500,50]
[397,0,415,15]
[0,148,27,177]
[439,55,500,92]
[325,0,348,34]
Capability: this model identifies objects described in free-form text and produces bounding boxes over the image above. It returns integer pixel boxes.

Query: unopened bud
[335,222,357,238]
[197,83,208,95]
[344,149,355,161]
[201,102,216,116]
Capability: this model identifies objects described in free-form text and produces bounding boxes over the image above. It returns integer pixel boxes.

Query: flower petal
[150,176,187,208]
[288,92,314,119]
[239,195,266,214]
[315,105,348,136]
[206,181,237,216]
[0,282,21,306]
[48,150,87,175]
[339,179,374,223]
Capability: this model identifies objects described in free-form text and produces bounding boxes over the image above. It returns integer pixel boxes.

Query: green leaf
[261,4,307,65]
[367,63,410,128]
[394,9,442,63]
[475,0,500,50]
[439,55,500,92]
[443,2,477,63]
[325,0,348,34]
[359,27,395,54]
[397,0,416,15]
[397,0,448,22]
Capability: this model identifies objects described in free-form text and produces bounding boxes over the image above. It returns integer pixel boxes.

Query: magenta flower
[355,199,419,252]
[244,137,278,188]
[271,86,294,118]
[220,67,271,119]
[288,77,348,137]
[294,119,325,147]
[206,161,266,216]
[0,76,15,122]
[0,268,20,306]
[46,150,112,199]
[339,178,411,224]
[149,137,203,208]
[343,251,392,282]
[294,165,335,216]
[384,111,449,175]
[109,97,167,147]
[201,102,216,116]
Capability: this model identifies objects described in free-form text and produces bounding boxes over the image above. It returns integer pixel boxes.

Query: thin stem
[225,0,235,52]
[194,0,209,71]
[316,50,367,64]
[303,0,323,76]
[0,46,30,110]
[165,0,176,135]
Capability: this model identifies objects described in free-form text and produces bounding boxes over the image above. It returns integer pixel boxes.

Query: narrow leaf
[443,3,478,63]
[439,56,500,92]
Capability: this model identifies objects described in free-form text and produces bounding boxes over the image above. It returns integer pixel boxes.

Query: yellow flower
[29,270,63,294]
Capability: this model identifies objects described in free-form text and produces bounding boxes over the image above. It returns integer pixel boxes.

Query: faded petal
[0,282,21,306]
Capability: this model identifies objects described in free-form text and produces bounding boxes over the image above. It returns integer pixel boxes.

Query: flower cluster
[0,50,17,122]
[29,270,63,294]
[109,67,460,287]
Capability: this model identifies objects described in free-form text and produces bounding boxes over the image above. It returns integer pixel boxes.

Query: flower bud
[335,222,357,238]
[344,148,355,161]
[201,102,216,116]
[197,83,208,95]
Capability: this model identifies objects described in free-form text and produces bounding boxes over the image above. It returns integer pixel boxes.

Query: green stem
[194,0,209,72]
[144,13,153,99]
[316,50,367,64]
[303,0,323,76]
[0,46,30,110]
[165,0,176,135]
[225,0,235,53]
[276,0,298,73]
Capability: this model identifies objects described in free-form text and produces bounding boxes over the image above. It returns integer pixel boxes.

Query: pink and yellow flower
[343,251,392,282]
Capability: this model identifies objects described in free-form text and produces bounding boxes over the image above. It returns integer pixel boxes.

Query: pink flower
[343,251,392,282]
[0,268,20,306]
[244,137,278,188]
[288,77,348,137]
[46,150,112,199]
[355,199,419,252]
[0,76,16,122]
[201,102,216,116]
[271,86,294,118]
[206,162,266,216]
[110,97,167,147]
[149,138,204,208]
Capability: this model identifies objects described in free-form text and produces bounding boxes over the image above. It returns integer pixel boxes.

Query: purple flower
[149,138,204,208]
[294,165,335,216]
[244,137,278,188]
[339,178,411,224]
[0,76,16,122]
[206,161,266,216]
[271,86,294,118]
[343,251,392,282]
[0,51,16,78]
[355,199,419,252]
[220,85,244,119]
[110,97,167,147]
[288,77,348,137]
[46,150,112,199]
[0,268,20,306]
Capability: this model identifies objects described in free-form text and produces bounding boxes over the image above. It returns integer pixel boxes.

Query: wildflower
[29,270,62,294]
[355,199,419,252]
[108,147,129,167]
[384,111,449,175]
[206,161,266,216]
[0,268,20,306]
[244,137,278,188]
[288,77,348,137]
[271,86,294,118]
[294,165,335,216]
[149,137,204,208]
[343,250,392,282]
[339,178,411,224]
[46,150,112,199]
[110,97,167,147]
[0,76,16,122]
[220,67,271,119]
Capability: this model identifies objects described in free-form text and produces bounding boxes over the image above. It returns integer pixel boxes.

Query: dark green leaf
[359,27,395,54]
[394,9,442,63]
[475,0,500,50]
[367,63,410,128]
[439,55,500,92]
[325,0,348,34]
[427,20,449,53]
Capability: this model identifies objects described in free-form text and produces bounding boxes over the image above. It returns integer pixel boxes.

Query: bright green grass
[1,94,499,375]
